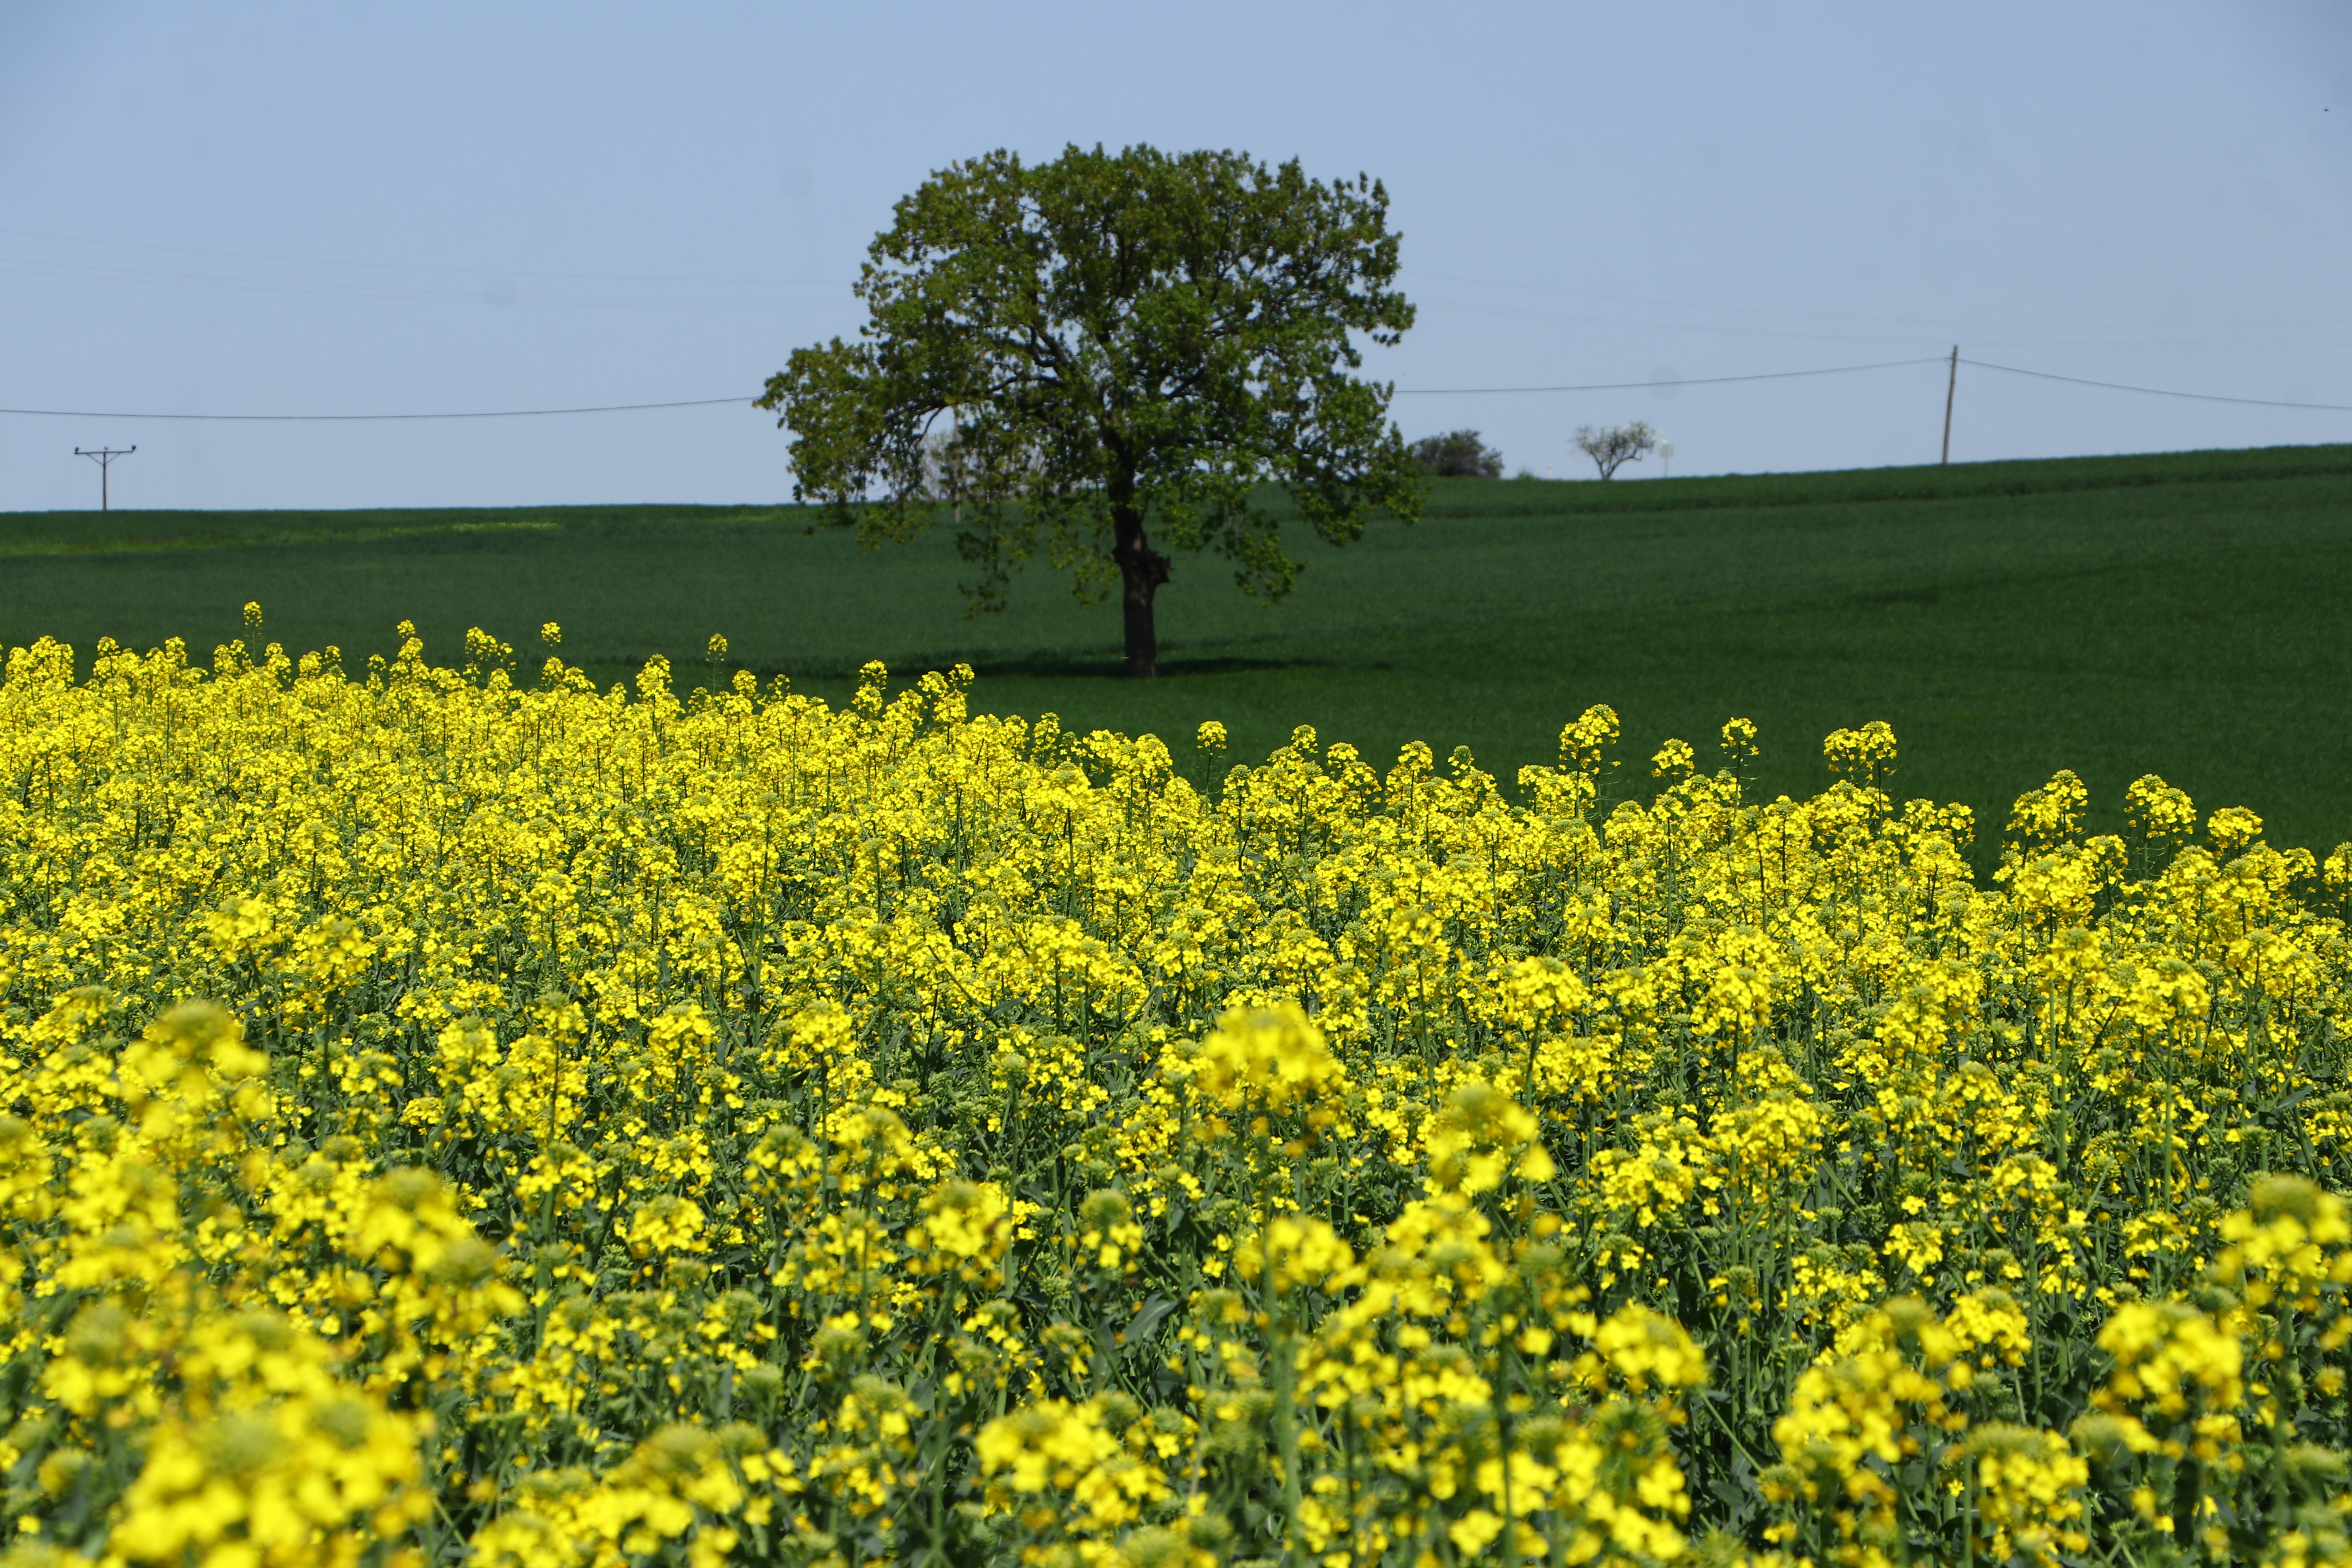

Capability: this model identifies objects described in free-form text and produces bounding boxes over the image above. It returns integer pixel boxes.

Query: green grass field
[5,442,2350,874]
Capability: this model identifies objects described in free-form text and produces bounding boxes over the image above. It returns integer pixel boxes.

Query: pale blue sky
[2,0,2347,510]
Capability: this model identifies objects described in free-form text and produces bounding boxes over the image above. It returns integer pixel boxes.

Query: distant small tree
[1573,421,1657,480]
[1409,429,1504,479]
[918,416,998,524]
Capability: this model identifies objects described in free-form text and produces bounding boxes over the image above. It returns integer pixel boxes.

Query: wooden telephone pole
[74,446,135,510]
[1940,347,1958,465]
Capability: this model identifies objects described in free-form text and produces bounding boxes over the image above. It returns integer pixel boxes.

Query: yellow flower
[1232,1215,1354,1295]
[0,616,2341,1566]
[1590,1303,1708,1394]
[1422,1080,1554,1194]
[2095,1301,2243,1421]
[626,1194,707,1258]
[911,1179,1014,1275]
[1191,1002,1345,1115]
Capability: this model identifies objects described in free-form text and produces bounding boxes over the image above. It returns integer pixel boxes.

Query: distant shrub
[1410,429,1504,478]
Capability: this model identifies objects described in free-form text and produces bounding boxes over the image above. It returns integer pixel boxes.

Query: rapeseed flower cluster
[0,619,2347,1566]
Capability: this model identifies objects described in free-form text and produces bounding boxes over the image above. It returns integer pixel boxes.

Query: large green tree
[758,143,1421,678]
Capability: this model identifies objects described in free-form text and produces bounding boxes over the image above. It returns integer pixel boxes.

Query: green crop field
[4,441,2349,873]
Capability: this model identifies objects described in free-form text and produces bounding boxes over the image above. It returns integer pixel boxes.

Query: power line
[1401,266,2352,334]
[0,257,845,312]
[0,225,851,289]
[17,232,2346,338]
[1,397,750,422]
[7,355,2352,421]
[1415,293,2352,352]
[1392,357,1944,393]
[0,364,1933,421]
[19,244,2333,348]
[1959,358,2352,413]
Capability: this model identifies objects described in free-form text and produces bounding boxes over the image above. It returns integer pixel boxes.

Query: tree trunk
[1110,484,1170,679]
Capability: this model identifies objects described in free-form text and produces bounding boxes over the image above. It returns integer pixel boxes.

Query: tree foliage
[1573,420,1658,480]
[1408,429,1504,479]
[758,143,1422,676]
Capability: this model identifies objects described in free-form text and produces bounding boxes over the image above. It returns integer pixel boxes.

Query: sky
[1,0,2348,511]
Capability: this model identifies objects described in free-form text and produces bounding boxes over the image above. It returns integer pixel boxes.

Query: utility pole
[74,446,135,510]
[1940,347,1958,465]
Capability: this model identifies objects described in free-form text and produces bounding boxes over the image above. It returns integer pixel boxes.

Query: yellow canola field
[0,615,2349,1568]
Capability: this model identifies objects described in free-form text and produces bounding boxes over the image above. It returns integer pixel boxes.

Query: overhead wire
[0,397,752,422]
[0,257,844,312]
[1958,357,2352,413]
[0,225,851,289]
[14,236,2349,335]
[1400,266,2352,333]
[4,356,2351,422]
[1391,358,1943,394]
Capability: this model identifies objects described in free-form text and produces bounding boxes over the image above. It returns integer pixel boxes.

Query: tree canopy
[1409,429,1504,479]
[757,143,1421,676]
